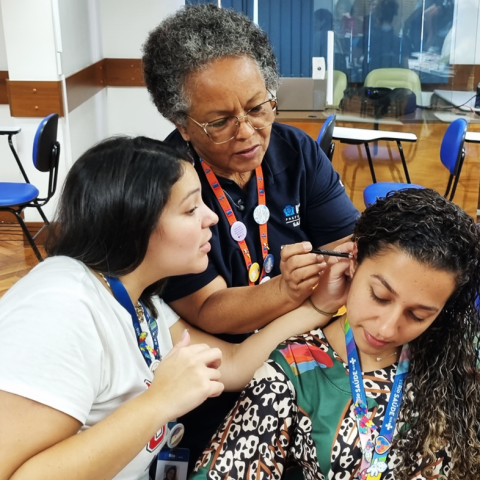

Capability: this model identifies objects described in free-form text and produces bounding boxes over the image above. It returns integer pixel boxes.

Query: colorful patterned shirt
[192,327,451,480]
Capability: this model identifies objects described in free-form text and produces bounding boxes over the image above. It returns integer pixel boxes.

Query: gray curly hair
[142,4,278,127]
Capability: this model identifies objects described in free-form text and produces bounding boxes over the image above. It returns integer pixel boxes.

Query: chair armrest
[0,127,21,135]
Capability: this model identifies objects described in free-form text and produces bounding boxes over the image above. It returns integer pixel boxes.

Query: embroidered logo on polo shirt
[284,203,300,227]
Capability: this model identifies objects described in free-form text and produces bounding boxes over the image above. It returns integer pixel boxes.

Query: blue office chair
[317,114,336,161]
[363,118,468,206]
[0,113,60,261]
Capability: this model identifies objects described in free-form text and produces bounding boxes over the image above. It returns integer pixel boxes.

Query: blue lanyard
[106,276,161,367]
[344,319,410,479]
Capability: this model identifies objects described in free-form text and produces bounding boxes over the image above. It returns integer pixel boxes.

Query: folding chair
[363,118,467,206]
[0,113,60,261]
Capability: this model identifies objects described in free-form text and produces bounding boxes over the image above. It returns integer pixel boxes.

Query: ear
[175,123,191,142]
[348,243,359,278]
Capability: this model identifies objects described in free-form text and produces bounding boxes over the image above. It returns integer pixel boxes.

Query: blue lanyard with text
[344,318,410,479]
[106,276,160,368]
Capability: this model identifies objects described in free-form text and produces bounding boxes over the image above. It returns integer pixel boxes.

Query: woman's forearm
[9,390,168,480]
[220,301,330,390]
[175,301,330,392]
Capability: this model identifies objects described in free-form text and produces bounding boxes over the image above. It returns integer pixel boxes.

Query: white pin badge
[230,221,247,242]
[253,205,270,225]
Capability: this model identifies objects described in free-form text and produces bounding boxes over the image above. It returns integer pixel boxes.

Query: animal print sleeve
[192,360,298,480]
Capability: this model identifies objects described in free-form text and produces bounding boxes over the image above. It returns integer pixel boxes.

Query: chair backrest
[332,70,347,108]
[364,68,422,107]
[317,114,336,160]
[440,118,467,174]
[32,113,61,201]
[440,118,468,201]
[33,113,59,172]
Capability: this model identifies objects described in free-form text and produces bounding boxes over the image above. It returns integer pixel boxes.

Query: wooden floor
[0,224,44,298]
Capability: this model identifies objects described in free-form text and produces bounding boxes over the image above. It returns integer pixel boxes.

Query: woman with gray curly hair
[142,4,358,469]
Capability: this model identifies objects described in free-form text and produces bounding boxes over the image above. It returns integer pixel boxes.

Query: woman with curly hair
[191,188,480,480]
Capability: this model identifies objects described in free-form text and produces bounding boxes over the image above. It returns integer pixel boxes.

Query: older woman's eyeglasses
[187,97,277,145]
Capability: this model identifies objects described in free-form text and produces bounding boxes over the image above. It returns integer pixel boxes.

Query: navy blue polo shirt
[162,122,358,473]
[163,122,359,305]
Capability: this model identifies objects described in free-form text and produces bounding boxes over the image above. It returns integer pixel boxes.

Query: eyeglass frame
[186,94,277,145]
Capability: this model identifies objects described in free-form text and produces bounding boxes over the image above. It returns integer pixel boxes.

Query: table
[332,126,417,183]
[465,132,480,143]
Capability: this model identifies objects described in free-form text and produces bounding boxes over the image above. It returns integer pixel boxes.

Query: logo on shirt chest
[283,203,301,227]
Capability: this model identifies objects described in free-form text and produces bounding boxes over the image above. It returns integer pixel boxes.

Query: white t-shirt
[0,256,179,480]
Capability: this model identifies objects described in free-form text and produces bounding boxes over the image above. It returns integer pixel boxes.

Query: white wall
[68,90,108,164]
[100,0,184,58]
[100,0,184,140]
[1,0,58,80]
[450,0,480,65]
[106,87,174,139]
[58,0,103,76]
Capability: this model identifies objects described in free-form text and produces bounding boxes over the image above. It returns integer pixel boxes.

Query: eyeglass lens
[205,99,276,143]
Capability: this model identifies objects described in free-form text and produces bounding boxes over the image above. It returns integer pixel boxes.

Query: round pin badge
[167,423,185,449]
[249,262,261,283]
[149,359,161,374]
[263,253,274,274]
[253,204,270,225]
[259,276,271,284]
[230,221,247,242]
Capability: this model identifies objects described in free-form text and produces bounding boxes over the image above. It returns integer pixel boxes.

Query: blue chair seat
[364,182,424,206]
[0,182,39,206]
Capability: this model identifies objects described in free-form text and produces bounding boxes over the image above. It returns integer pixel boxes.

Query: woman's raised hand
[148,330,224,423]
[309,241,354,318]
[279,242,328,304]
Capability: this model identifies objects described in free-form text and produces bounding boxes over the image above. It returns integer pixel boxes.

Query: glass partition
[186,0,480,218]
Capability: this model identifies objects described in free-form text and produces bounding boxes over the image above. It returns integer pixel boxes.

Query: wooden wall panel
[0,71,9,104]
[6,80,64,117]
[66,59,106,112]
[104,59,144,86]
[277,119,480,219]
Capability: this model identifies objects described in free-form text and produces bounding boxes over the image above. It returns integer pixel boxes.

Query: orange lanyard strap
[256,171,269,282]
[200,159,269,286]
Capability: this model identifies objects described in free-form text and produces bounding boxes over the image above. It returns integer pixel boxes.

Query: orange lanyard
[200,159,270,285]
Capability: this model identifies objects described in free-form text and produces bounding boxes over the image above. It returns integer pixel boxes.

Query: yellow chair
[332,70,348,108]
[364,68,422,107]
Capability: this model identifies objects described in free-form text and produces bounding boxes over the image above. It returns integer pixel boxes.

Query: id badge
[155,448,189,480]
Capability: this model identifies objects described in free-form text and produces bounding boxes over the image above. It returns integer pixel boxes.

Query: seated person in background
[191,188,480,480]
[359,0,411,77]
[142,4,359,469]
[0,137,351,480]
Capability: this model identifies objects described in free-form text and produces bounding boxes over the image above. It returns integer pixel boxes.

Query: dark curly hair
[353,188,480,479]
[142,4,278,127]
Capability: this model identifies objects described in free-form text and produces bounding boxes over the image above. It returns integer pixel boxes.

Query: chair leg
[32,200,50,225]
[364,142,377,183]
[396,141,411,183]
[9,210,44,261]
[444,174,454,200]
